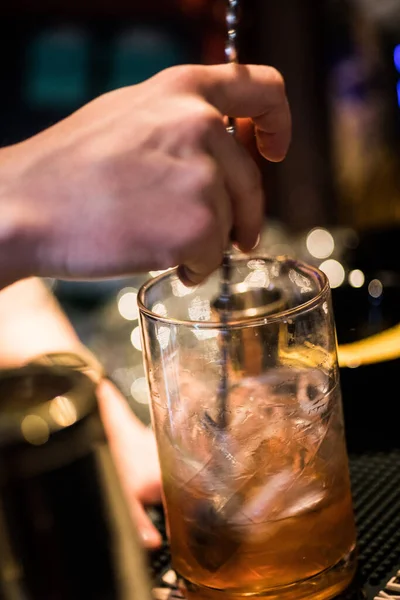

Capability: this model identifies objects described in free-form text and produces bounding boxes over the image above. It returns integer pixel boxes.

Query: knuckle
[190,157,219,192]
[170,204,217,265]
[193,204,217,240]
[267,66,286,98]
[159,64,204,91]
[188,104,222,139]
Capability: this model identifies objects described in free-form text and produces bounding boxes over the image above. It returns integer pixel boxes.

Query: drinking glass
[138,256,357,600]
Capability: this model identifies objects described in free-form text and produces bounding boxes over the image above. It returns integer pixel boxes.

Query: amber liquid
[157,369,357,600]
[168,487,355,599]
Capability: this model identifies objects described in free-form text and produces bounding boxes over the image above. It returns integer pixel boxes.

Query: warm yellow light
[21,415,49,445]
[348,269,365,288]
[306,228,335,259]
[49,396,77,427]
[319,259,345,289]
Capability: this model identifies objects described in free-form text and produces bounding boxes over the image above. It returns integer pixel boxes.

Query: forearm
[0,276,101,370]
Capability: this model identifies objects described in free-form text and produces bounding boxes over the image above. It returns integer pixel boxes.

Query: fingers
[206,120,264,252]
[194,63,291,162]
[151,63,290,284]
[129,499,163,549]
[97,380,163,547]
[177,217,226,286]
[253,99,291,163]
[168,63,288,260]
[177,133,263,281]
[178,156,232,286]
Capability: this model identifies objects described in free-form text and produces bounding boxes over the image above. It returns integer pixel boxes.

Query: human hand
[0,63,290,287]
[97,379,162,549]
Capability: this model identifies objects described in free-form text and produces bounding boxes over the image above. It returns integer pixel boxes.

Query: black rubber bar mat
[149,449,400,599]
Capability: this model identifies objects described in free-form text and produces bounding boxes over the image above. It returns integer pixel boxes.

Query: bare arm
[0,277,93,367]
[0,278,162,548]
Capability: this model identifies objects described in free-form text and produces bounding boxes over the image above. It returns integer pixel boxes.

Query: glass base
[178,546,357,600]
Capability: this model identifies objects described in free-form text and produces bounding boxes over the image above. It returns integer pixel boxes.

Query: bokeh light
[117,287,139,321]
[306,228,335,259]
[348,269,365,288]
[130,326,142,351]
[49,396,77,427]
[368,279,383,299]
[130,377,150,405]
[319,259,345,289]
[21,415,49,445]
[394,44,400,73]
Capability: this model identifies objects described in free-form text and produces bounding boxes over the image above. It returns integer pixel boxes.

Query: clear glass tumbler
[138,256,357,600]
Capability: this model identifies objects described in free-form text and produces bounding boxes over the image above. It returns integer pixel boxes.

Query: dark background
[1,0,400,228]
[1,3,400,598]
[1,0,399,443]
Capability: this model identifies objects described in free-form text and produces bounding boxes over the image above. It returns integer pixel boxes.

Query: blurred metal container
[0,358,151,600]
[211,263,288,375]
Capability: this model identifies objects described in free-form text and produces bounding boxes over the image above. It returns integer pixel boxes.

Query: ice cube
[239,469,294,524]
[279,486,326,519]
[297,369,331,419]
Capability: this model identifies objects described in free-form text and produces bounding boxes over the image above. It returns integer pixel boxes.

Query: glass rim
[137,255,330,329]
